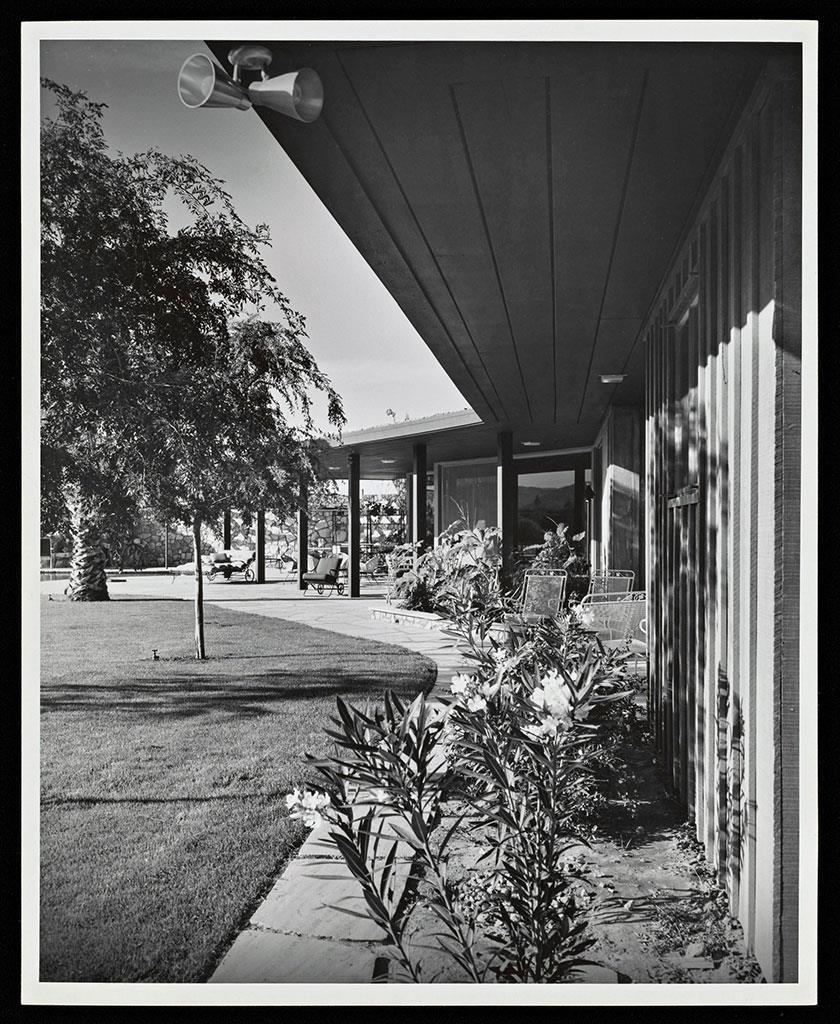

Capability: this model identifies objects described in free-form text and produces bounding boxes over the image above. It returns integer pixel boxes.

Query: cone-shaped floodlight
[177,53,252,111]
[248,68,324,123]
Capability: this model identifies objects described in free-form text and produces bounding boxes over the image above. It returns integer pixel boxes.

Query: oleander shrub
[293,607,636,982]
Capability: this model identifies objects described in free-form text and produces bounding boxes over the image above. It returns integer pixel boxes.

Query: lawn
[39,595,436,982]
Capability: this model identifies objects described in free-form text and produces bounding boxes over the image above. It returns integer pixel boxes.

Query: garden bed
[370,604,512,644]
[384,735,761,984]
[370,606,446,630]
[288,598,759,986]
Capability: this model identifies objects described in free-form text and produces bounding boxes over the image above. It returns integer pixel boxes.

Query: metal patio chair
[504,568,568,627]
[360,552,386,580]
[585,569,635,598]
[301,554,345,596]
[577,589,647,645]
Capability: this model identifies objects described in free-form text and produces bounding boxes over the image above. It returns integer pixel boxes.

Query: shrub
[513,522,591,602]
[299,613,635,982]
[393,519,502,615]
[396,574,437,613]
[307,692,482,982]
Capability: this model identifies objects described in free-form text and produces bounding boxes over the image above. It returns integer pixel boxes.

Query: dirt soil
[569,739,763,984]
[392,733,764,984]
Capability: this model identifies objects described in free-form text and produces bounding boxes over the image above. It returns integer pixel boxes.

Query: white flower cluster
[573,602,595,627]
[450,672,500,713]
[284,787,331,828]
[490,646,511,668]
[489,647,517,695]
[524,669,582,740]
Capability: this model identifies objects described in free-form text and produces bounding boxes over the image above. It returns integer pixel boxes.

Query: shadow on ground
[41,671,430,720]
[41,596,437,721]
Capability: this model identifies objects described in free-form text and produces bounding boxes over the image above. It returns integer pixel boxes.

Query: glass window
[517,470,577,546]
[438,462,496,532]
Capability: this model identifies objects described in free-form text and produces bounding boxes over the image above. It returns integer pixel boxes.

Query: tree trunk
[193,516,206,660]
[65,484,109,601]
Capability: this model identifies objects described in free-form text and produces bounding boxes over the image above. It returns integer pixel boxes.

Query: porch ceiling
[207,40,771,439]
[325,419,502,480]
[321,414,593,480]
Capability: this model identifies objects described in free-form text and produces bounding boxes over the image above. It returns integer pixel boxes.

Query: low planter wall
[369,606,446,631]
[370,605,510,645]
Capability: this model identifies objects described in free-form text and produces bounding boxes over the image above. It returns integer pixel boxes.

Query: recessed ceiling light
[327,466,340,470]
[380,459,396,464]
[600,373,626,384]
[521,441,541,447]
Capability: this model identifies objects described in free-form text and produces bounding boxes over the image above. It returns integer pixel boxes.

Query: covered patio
[205,38,802,982]
[206,40,772,600]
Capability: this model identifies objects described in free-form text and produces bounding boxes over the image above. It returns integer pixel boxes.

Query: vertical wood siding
[771,71,802,986]
[644,61,801,982]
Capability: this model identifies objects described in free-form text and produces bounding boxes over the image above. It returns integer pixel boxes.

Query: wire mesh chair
[506,568,568,625]
[586,569,635,598]
[577,589,647,644]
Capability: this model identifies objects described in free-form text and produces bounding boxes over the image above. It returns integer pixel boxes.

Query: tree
[391,475,407,519]
[308,476,343,511]
[139,316,343,658]
[41,81,345,644]
[41,81,166,599]
[41,443,141,593]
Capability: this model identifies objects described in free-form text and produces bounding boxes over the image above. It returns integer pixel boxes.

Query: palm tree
[64,483,108,601]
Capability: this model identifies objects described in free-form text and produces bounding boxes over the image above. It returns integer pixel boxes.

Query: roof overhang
[206,40,784,448]
[323,413,593,479]
[339,407,481,446]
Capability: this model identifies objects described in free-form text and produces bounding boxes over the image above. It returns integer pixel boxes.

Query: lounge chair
[204,550,256,582]
[301,554,345,596]
[360,553,385,580]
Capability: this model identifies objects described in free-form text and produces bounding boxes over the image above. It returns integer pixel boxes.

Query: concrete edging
[369,606,446,630]
[371,605,511,644]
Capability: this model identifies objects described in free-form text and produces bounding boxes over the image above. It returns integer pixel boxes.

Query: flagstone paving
[209,813,419,984]
[189,582,468,983]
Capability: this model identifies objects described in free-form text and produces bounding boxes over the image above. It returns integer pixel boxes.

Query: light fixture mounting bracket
[227,44,274,82]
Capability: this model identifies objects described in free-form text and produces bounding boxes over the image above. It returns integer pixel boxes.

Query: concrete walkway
[43,571,468,983]
[194,581,468,981]
[196,587,470,695]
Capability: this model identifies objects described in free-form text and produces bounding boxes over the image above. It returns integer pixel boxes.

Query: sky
[39,38,470,435]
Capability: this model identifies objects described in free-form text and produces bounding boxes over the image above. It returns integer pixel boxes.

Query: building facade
[209,39,805,982]
[644,60,801,981]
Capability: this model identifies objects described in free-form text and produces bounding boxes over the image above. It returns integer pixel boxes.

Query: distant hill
[517,483,578,544]
[517,484,576,510]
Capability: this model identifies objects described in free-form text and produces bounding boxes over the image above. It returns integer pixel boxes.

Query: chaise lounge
[301,554,345,596]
